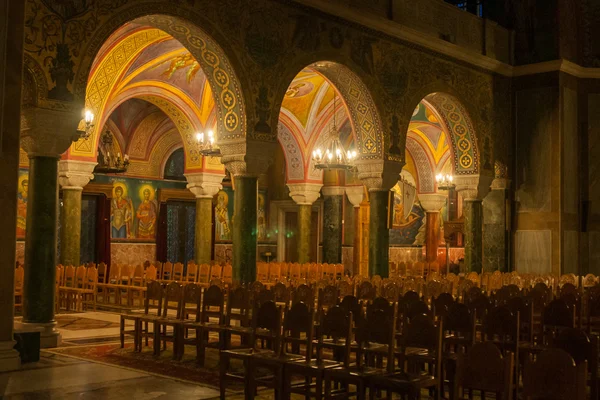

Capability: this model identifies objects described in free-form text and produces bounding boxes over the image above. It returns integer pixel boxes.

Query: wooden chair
[522,348,587,400]
[185,262,198,283]
[222,264,233,285]
[292,283,314,306]
[162,262,173,281]
[198,264,210,287]
[249,302,313,399]
[81,266,97,311]
[182,284,225,365]
[357,281,376,302]
[219,300,282,399]
[221,286,252,349]
[334,264,344,280]
[284,305,347,399]
[257,262,269,283]
[124,280,163,352]
[553,328,599,400]
[145,264,158,281]
[324,304,397,400]
[97,262,107,284]
[150,281,183,357]
[172,262,184,281]
[269,263,282,285]
[210,264,223,281]
[175,283,202,360]
[369,313,443,400]
[318,285,339,314]
[128,264,145,307]
[272,282,291,306]
[452,342,514,400]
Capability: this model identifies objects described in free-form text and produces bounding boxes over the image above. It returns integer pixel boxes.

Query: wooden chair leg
[119,318,125,348]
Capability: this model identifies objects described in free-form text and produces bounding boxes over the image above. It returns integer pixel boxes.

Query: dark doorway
[166,200,196,265]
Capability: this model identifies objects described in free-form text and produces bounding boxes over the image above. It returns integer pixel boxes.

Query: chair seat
[326,364,387,378]
[221,347,275,359]
[369,371,437,393]
[287,359,342,370]
[252,352,304,363]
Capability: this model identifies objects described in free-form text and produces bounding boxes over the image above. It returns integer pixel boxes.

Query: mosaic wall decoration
[92,174,186,242]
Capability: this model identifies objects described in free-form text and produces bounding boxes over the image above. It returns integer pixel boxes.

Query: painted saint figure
[111,185,132,239]
[215,190,231,241]
[136,188,158,239]
[16,179,28,238]
[257,193,266,241]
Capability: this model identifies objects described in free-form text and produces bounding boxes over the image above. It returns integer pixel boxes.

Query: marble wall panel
[590,232,600,275]
[515,230,552,274]
[515,88,556,213]
[589,94,600,216]
[563,230,579,274]
[563,87,578,214]
[483,189,507,272]
[111,243,156,266]
[341,246,353,274]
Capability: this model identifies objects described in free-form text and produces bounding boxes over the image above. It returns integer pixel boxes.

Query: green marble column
[23,156,59,325]
[60,188,82,266]
[195,197,213,264]
[464,199,484,272]
[298,204,312,264]
[369,190,390,277]
[232,175,257,283]
[323,194,343,263]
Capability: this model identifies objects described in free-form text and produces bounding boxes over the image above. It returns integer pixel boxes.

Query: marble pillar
[20,105,82,348]
[288,183,322,264]
[186,172,224,265]
[297,204,312,263]
[233,175,258,283]
[369,189,390,277]
[23,156,62,347]
[463,199,484,272]
[483,177,510,271]
[455,174,493,273]
[346,186,365,276]
[58,160,96,267]
[0,0,25,371]
[322,186,345,264]
[419,194,447,263]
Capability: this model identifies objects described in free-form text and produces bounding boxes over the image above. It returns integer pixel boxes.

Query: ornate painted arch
[71,12,247,162]
[406,133,436,194]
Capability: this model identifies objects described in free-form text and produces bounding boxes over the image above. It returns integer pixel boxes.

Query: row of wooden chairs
[256,262,346,286]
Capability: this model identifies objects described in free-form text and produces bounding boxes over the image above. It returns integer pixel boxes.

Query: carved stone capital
[345,185,365,208]
[58,160,97,190]
[219,138,276,176]
[287,183,323,205]
[321,186,345,197]
[419,193,447,212]
[490,177,511,190]
[355,158,404,191]
[454,173,494,201]
[20,106,81,157]
[185,172,225,199]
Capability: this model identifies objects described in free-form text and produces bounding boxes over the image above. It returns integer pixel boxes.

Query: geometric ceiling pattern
[77,25,454,189]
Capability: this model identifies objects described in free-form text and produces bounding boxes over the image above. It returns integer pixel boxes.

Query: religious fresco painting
[16,169,29,240]
[91,175,186,242]
[258,191,268,241]
[389,182,426,246]
[215,188,233,242]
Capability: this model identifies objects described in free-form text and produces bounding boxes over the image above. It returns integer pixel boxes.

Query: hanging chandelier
[95,129,129,174]
[435,173,455,190]
[195,130,221,157]
[311,93,357,171]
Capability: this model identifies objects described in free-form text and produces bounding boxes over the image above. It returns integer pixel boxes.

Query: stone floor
[1,311,440,399]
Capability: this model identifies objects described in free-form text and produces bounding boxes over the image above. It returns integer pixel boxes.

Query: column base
[0,340,20,372]
[20,322,62,348]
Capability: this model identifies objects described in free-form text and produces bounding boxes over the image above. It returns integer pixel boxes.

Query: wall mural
[92,174,186,242]
[389,182,426,246]
[214,187,269,242]
[16,169,29,240]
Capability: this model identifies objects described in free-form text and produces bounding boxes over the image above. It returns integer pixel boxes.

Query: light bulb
[448,175,453,182]
[84,110,94,124]
[196,132,203,143]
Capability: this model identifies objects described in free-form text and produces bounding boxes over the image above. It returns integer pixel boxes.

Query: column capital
[355,159,404,191]
[491,177,511,190]
[454,173,494,201]
[287,182,323,205]
[345,185,365,208]
[419,193,447,212]
[219,137,276,177]
[58,160,96,189]
[322,185,345,196]
[185,172,225,198]
[20,106,81,157]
